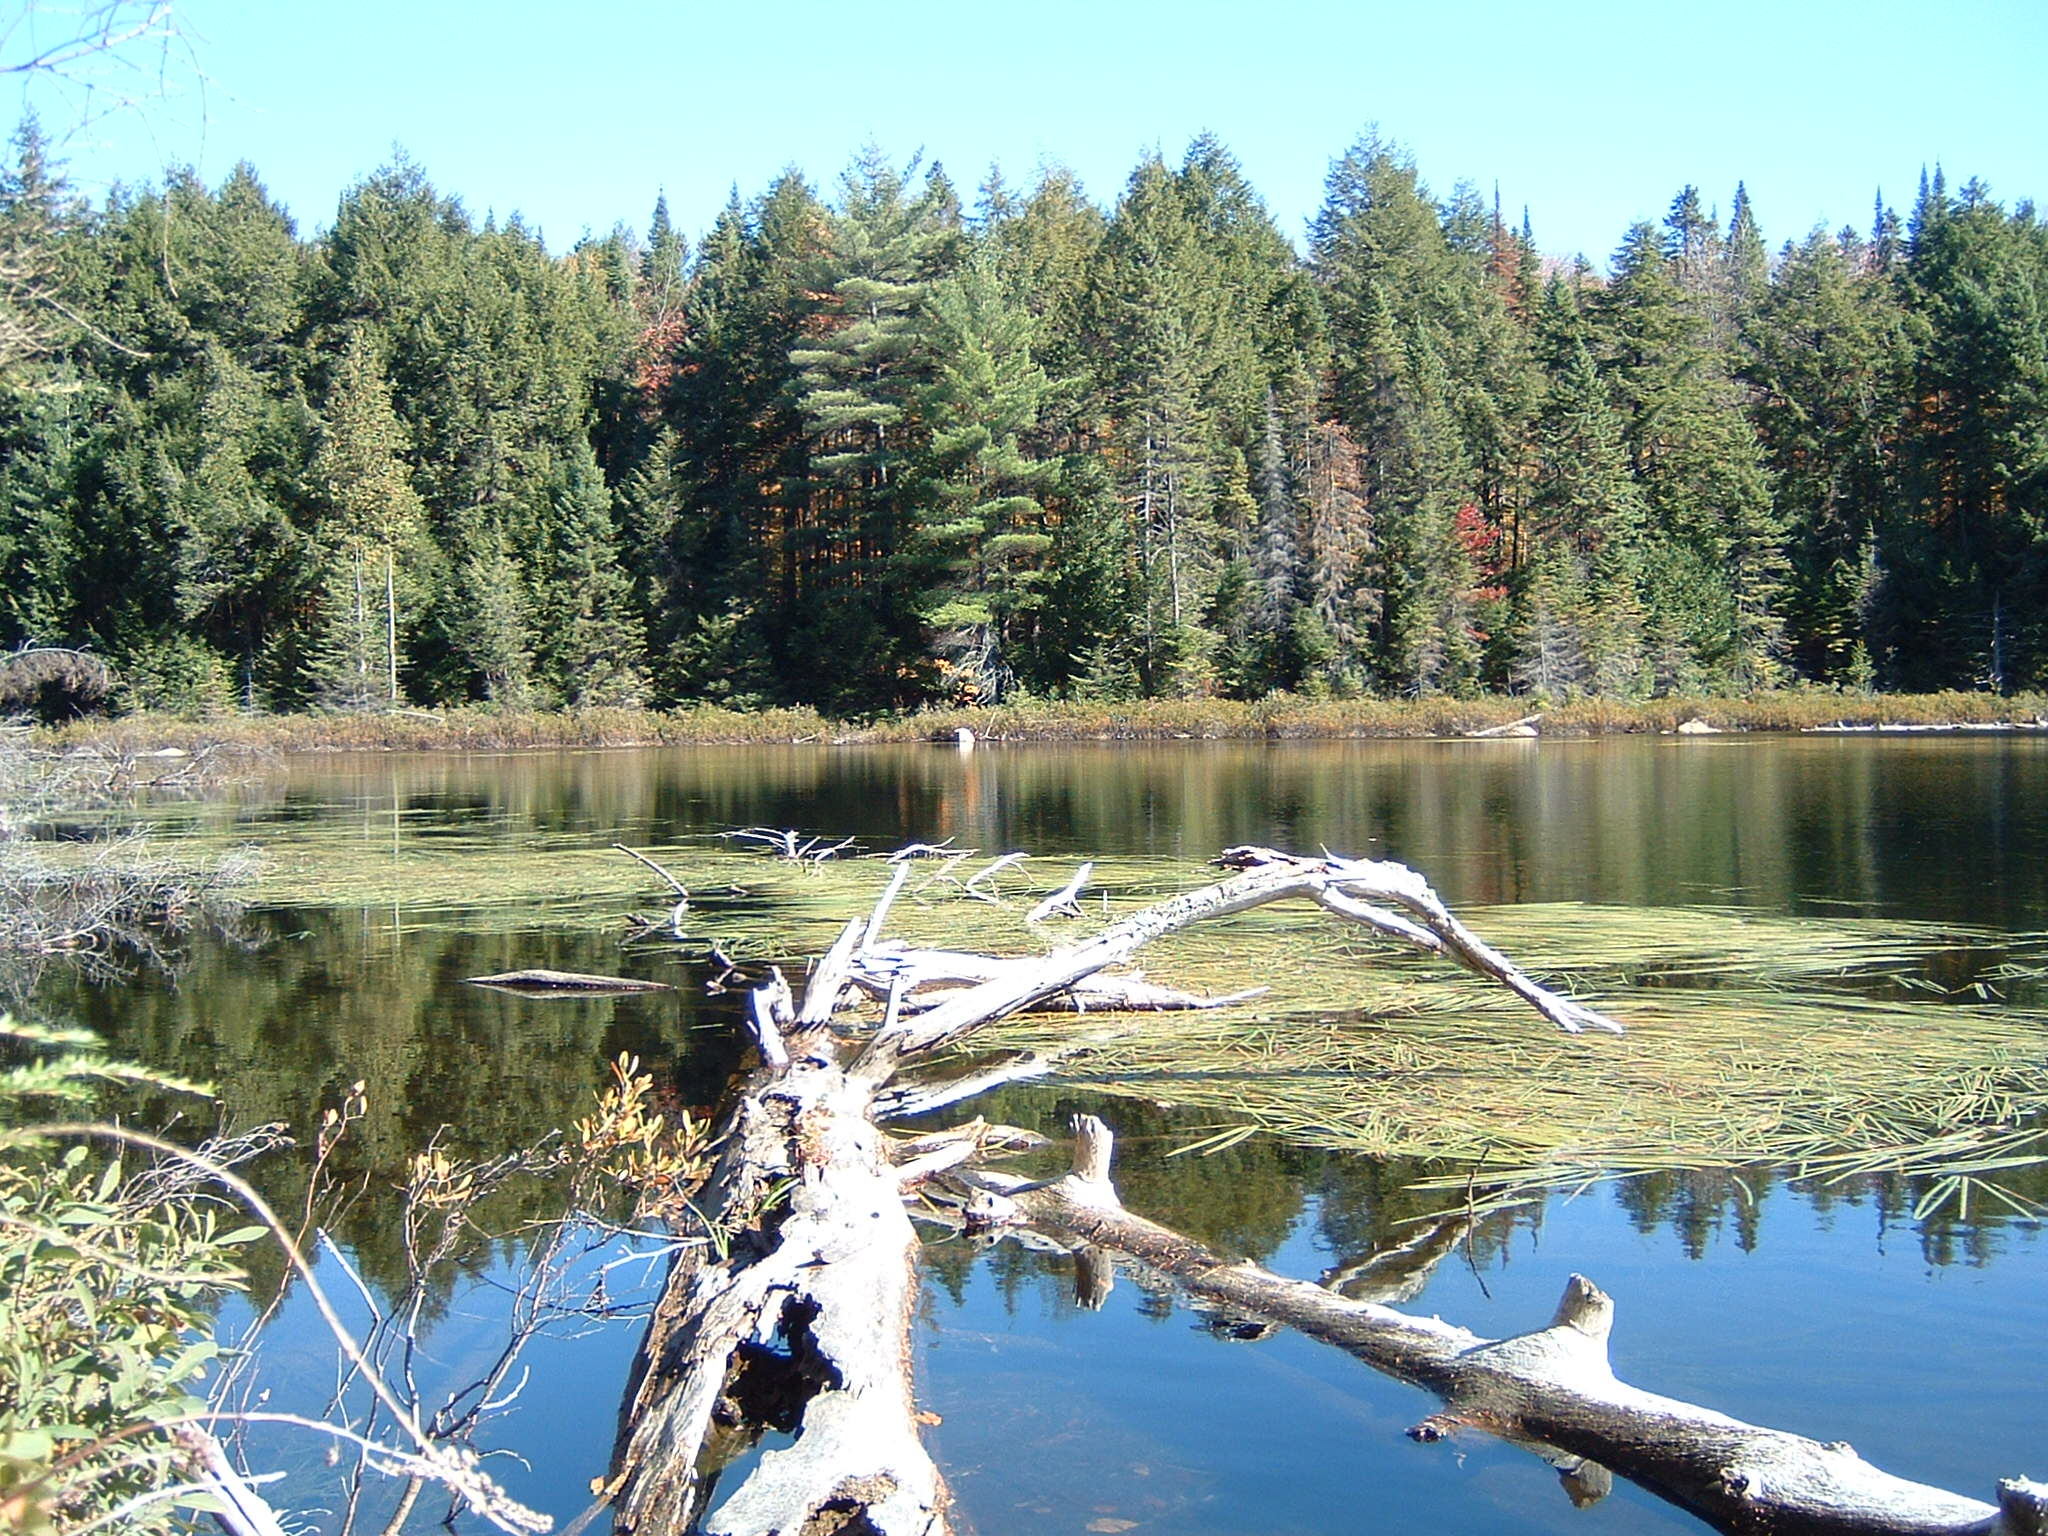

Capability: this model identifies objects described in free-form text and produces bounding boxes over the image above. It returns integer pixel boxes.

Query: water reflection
[27,735,2048,1533]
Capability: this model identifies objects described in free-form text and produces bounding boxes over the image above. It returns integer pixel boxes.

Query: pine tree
[785,148,955,708]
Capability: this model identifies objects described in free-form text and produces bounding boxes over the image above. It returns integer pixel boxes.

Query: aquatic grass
[924,884,2048,1208]
[96,817,2048,1209]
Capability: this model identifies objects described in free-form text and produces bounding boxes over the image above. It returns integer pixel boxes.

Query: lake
[34,733,2048,1534]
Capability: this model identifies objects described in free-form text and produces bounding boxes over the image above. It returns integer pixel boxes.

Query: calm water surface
[41,735,2048,1533]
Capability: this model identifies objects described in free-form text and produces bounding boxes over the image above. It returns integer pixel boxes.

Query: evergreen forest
[3,119,2045,716]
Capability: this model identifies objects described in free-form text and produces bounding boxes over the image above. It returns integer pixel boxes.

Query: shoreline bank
[25,691,2048,756]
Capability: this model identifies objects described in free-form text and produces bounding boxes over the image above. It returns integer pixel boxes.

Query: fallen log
[850,938,1267,1013]
[609,847,1616,1535]
[1466,711,1545,738]
[606,846,2039,1536]
[955,1116,2048,1536]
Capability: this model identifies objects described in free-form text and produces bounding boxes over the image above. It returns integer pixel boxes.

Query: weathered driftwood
[1466,711,1545,738]
[607,846,2040,1536]
[955,1116,2048,1536]
[865,846,1622,1061]
[615,843,692,940]
[1025,859,1092,923]
[608,847,1621,1535]
[723,827,859,863]
[852,938,1267,1014]
[614,843,691,902]
[172,1424,291,1536]
[463,969,673,995]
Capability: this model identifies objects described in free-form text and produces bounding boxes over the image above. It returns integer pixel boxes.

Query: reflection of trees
[1607,1160,2048,1269]
[38,739,2048,1304]
[35,898,2044,1308]
[1616,1167,1767,1258]
[41,910,744,1298]
[212,736,2048,933]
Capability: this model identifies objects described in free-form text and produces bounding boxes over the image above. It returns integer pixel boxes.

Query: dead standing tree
[606,847,2047,1536]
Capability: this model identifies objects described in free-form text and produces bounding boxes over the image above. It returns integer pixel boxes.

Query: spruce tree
[1297,417,1374,692]
[1087,156,1223,695]
[1743,227,1905,681]
[539,441,649,706]
[1596,220,1786,690]
[307,331,432,709]
[1891,184,2048,688]
[451,539,535,708]
[173,346,305,708]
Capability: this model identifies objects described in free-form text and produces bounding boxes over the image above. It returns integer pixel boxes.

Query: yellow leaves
[573,1053,710,1222]
[405,1145,476,1209]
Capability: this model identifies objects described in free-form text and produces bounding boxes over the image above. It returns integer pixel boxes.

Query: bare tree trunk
[385,547,399,709]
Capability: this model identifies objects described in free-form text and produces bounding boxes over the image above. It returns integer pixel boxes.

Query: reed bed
[881,689,2048,742]
[35,703,841,756]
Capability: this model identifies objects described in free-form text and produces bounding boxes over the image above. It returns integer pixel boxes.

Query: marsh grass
[35,690,2048,756]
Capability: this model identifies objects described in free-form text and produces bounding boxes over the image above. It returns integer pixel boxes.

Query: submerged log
[956,1116,2041,1536]
[606,845,2039,1536]
[462,968,672,995]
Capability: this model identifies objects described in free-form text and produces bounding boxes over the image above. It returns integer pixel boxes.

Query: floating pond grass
[128,818,2048,1208]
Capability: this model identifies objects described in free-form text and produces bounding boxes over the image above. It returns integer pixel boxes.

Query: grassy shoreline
[29,689,2048,755]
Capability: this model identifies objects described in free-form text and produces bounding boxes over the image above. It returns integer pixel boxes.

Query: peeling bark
[610,1056,947,1536]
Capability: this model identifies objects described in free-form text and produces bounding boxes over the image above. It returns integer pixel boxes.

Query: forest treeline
[2,119,2044,716]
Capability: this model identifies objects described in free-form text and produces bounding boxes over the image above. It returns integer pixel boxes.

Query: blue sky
[10,0,2047,263]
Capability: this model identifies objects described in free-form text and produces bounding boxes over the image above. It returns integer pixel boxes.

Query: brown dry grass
[32,690,2048,756]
